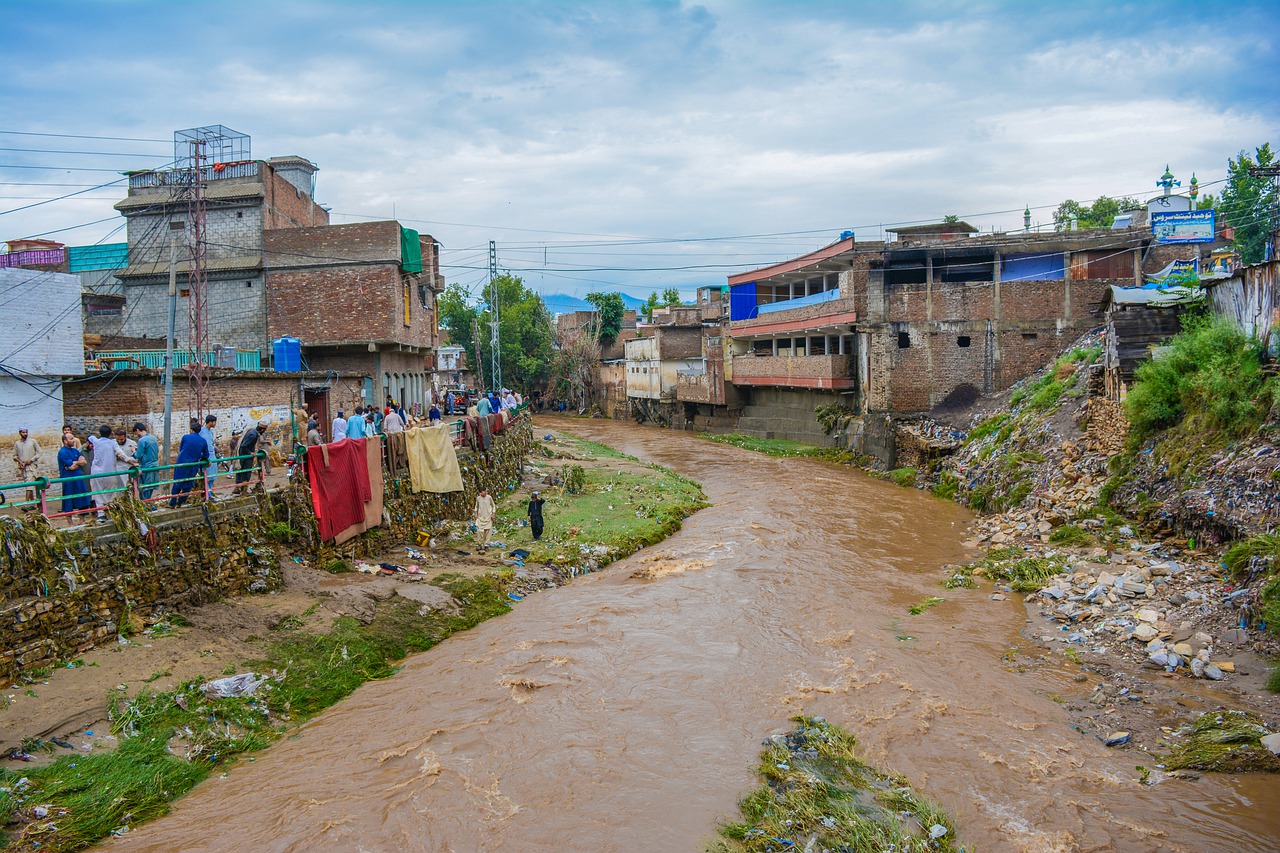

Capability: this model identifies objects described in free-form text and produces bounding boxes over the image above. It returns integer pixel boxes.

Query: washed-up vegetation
[1164,710,1280,773]
[908,596,944,615]
[708,716,960,853]
[968,546,1067,593]
[698,432,839,459]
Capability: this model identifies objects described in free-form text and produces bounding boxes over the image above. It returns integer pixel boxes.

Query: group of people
[10,416,272,524]
[471,488,545,549]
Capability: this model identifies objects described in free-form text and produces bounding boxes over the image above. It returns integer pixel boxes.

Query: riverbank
[0,428,707,851]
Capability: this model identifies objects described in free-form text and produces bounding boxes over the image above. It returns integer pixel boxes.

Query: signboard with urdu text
[1151,210,1215,244]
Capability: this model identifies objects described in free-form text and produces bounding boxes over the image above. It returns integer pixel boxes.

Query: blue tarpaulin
[730,282,758,321]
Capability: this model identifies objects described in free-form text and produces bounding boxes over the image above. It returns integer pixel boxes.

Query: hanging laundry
[477,413,493,450]
[362,432,385,530]
[406,424,465,493]
[307,438,372,543]
[385,430,409,477]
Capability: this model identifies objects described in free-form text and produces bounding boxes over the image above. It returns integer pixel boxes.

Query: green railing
[93,350,262,371]
[0,451,267,523]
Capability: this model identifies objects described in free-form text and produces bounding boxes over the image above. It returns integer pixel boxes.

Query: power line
[0,147,168,158]
[0,130,169,143]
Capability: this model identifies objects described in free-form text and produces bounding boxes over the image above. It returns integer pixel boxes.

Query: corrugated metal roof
[114,183,264,211]
[119,255,262,278]
[68,243,128,272]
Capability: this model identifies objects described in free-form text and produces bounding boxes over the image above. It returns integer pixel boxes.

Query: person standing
[12,428,42,502]
[330,410,347,443]
[476,394,492,417]
[169,419,210,508]
[200,414,220,492]
[428,401,441,424]
[56,433,90,517]
[306,417,323,447]
[527,491,545,541]
[133,422,159,500]
[347,406,367,439]
[473,487,497,549]
[382,407,404,434]
[236,419,268,494]
[88,425,122,521]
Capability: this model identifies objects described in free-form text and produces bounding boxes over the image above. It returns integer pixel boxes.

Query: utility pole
[488,240,502,392]
[187,138,209,418]
[162,226,180,462]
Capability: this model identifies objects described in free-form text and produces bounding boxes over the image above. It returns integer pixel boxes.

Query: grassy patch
[1125,311,1273,445]
[908,596,944,615]
[942,565,975,589]
[1222,534,1280,579]
[494,463,708,568]
[932,472,960,502]
[708,716,960,853]
[965,412,1010,444]
[889,467,917,488]
[698,433,832,459]
[1164,710,1280,773]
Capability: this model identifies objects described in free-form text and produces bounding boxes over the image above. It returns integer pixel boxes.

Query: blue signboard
[1151,210,1215,244]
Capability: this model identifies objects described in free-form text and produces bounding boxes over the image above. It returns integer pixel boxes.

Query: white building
[0,268,85,480]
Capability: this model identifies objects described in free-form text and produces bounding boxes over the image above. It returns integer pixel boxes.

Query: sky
[2,0,1277,302]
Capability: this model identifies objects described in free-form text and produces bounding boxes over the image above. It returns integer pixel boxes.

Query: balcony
[127,161,260,188]
[0,248,66,268]
[731,353,856,390]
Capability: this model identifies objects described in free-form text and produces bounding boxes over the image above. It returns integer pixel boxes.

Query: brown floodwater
[116,418,1280,852]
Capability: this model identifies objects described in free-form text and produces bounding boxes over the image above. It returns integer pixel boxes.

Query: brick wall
[265,221,437,351]
[262,165,329,230]
[0,499,282,683]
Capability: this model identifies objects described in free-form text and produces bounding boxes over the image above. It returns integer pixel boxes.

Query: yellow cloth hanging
[406,424,464,493]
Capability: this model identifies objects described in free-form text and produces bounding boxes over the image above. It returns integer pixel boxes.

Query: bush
[932,472,960,501]
[1125,312,1273,442]
[1048,524,1093,548]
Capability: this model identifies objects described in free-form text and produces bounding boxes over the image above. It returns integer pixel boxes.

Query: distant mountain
[539,291,649,315]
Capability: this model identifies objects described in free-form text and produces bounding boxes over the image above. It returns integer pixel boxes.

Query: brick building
[723,222,1194,459]
[264,220,443,411]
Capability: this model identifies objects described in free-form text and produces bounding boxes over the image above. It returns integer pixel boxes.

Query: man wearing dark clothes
[527,491,545,541]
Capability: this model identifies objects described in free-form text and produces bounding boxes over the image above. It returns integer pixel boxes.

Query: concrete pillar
[925,253,934,323]
[992,252,1002,321]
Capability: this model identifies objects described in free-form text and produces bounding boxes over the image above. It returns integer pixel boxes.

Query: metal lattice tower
[185,136,209,417]
[488,240,502,392]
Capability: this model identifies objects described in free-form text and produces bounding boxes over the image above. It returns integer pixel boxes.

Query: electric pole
[472,315,485,392]
[488,240,502,392]
[162,225,180,462]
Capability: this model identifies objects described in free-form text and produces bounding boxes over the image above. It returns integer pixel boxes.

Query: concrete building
[623,326,703,423]
[0,267,86,482]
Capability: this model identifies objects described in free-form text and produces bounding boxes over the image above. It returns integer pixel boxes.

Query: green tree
[662,287,682,306]
[478,274,553,392]
[586,291,625,346]
[438,282,481,383]
[1220,143,1277,264]
[1053,195,1142,230]
[643,291,661,321]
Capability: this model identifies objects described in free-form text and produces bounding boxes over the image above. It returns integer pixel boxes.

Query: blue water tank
[273,337,301,372]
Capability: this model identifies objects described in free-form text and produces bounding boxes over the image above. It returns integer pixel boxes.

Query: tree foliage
[1053,195,1142,230]
[643,291,661,321]
[438,276,552,391]
[1220,143,1277,264]
[662,287,682,306]
[586,291,625,346]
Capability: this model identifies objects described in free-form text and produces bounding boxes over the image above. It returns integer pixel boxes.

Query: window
[1022,332,1038,341]
[957,335,971,348]
[898,332,911,349]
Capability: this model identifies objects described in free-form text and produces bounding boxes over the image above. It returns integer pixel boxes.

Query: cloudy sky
[2,0,1276,301]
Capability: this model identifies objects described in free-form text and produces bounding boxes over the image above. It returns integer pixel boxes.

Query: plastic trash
[929,825,948,839]
[202,672,268,698]
[507,592,524,601]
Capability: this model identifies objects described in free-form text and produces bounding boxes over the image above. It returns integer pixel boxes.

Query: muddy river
[117,418,1280,852]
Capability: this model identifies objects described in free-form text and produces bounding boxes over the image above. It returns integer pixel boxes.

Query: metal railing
[127,161,259,188]
[0,451,267,525]
[1,248,67,268]
[92,349,262,371]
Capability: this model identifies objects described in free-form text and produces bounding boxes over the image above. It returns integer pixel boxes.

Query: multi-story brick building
[264,220,443,411]
[723,222,1186,459]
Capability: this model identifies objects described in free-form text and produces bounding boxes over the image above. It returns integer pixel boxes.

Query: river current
[116,418,1280,852]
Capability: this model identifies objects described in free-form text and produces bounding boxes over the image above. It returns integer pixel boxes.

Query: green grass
[1222,534,1280,579]
[493,464,708,567]
[708,716,960,853]
[698,432,832,459]
[932,472,960,501]
[556,435,637,461]
[888,467,917,487]
[965,412,1010,443]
